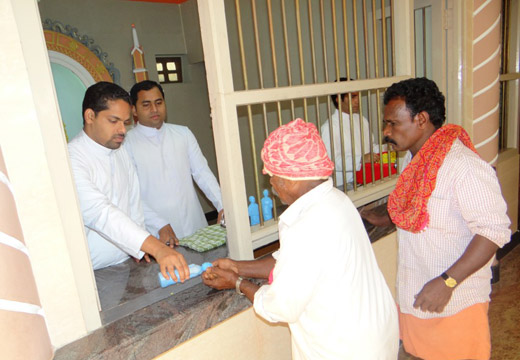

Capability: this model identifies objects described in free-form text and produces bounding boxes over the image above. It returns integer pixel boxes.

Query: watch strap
[235,276,245,295]
[440,272,457,288]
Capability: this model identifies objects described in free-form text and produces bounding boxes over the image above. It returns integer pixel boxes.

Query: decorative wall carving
[42,19,121,84]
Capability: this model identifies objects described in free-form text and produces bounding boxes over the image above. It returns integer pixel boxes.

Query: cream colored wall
[372,232,398,300]
[157,308,291,360]
[497,149,519,232]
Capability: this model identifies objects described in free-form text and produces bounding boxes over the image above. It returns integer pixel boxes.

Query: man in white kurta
[69,130,148,269]
[202,119,398,359]
[125,81,223,239]
[68,82,188,279]
[321,84,379,187]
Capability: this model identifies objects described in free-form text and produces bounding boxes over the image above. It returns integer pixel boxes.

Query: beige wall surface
[38,0,219,212]
[157,307,291,360]
[497,149,519,232]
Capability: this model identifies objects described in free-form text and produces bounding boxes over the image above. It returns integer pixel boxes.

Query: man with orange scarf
[362,78,511,360]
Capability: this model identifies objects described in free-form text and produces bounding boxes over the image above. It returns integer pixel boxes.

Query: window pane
[168,73,178,82]
[156,63,163,71]
[167,62,176,71]
[158,74,165,82]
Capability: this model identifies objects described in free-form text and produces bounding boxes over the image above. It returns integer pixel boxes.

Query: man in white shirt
[202,119,398,360]
[321,78,379,187]
[125,81,223,239]
[68,81,188,282]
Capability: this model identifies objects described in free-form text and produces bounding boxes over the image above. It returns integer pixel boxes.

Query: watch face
[445,277,457,288]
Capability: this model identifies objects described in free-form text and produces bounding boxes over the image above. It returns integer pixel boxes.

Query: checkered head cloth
[261,118,334,180]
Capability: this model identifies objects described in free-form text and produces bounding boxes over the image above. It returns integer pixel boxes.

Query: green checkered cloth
[178,224,227,252]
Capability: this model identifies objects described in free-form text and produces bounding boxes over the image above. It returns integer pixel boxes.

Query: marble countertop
[54,276,252,360]
[55,202,394,360]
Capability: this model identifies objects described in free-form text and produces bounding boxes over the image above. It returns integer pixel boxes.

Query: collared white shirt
[125,123,223,238]
[321,109,379,186]
[397,139,511,318]
[68,131,148,270]
[254,179,398,360]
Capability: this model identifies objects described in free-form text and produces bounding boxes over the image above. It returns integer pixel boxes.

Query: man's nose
[382,123,390,137]
[118,121,127,134]
[150,103,158,113]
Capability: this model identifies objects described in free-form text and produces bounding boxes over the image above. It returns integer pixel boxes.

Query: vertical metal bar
[381,0,388,77]
[266,0,283,127]
[342,0,351,79]
[320,0,336,188]
[331,0,340,81]
[330,0,348,188]
[319,0,330,82]
[281,0,295,119]
[295,0,308,121]
[307,0,322,130]
[235,0,249,91]
[371,0,383,180]
[250,0,266,224]
[390,0,396,76]
[422,7,427,77]
[359,0,371,186]
[350,0,361,190]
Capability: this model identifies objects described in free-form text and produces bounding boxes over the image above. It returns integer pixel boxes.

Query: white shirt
[125,123,223,238]
[321,109,379,186]
[68,131,148,270]
[397,140,511,318]
[254,179,398,360]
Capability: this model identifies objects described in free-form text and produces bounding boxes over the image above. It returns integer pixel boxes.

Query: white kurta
[68,131,148,270]
[321,109,379,186]
[125,123,223,238]
[254,179,398,360]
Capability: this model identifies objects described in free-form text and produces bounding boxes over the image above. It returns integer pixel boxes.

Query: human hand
[359,208,392,227]
[413,277,454,313]
[217,209,225,226]
[154,246,189,283]
[202,266,238,290]
[134,253,152,263]
[212,258,239,274]
[158,224,178,248]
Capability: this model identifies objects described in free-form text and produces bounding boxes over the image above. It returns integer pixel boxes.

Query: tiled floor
[398,244,520,360]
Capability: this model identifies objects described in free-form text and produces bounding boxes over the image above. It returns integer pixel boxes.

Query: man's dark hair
[331,77,357,109]
[383,77,446,129]
[130,80,165,105]
[82,82,131,123]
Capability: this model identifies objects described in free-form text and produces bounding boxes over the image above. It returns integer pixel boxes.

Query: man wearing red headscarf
[203,118,398,359]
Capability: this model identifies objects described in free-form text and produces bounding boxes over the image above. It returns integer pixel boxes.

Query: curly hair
[383,77,445,128]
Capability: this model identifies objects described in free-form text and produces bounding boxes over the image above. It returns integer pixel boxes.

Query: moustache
[271,186,287,205]
[383,136,396,145]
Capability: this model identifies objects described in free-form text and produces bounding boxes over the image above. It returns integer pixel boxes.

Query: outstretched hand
[202,266,238,290]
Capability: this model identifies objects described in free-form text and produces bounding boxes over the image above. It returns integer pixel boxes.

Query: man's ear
[84,109,95,125]
[416,111,430,129]
[132,105,138,117]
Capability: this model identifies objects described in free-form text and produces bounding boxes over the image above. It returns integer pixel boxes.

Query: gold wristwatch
[440,272,457,288]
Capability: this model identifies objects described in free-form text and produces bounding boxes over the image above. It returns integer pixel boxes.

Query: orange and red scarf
[388,124,478,233]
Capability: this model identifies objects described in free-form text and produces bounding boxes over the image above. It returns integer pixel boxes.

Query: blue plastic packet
[158,262,213,288]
